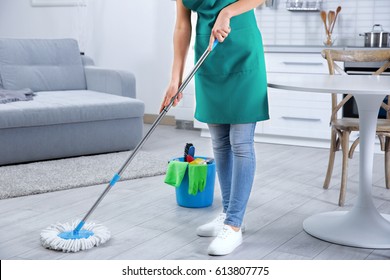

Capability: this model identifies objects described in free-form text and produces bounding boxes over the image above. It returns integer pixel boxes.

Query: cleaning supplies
[186,155,195,163]
[175,155,216,208]
[189,158,206,165]
[164,160,188,187]
[165,143,209,195]
[184,143,195,163]
[164,160,207,196]
[184,143,195,158]
[188,164,208,195]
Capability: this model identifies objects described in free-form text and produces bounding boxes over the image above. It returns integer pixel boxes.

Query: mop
[40,41,219,253]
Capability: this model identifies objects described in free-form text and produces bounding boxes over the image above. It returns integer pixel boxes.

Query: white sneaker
[207,225,243,256]
[197,213,246,237]
[196,213,226,237]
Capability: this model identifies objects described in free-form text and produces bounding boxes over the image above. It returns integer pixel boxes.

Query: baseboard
[144,114,201,131]
[143,114,176,126]
[175,120,200,131]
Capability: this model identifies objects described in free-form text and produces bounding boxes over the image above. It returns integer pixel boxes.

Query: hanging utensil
[330,6,341,33]
[321,10,329,36]
[328,11,335,34]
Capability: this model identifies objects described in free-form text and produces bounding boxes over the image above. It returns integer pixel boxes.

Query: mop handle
[73,40,219,234]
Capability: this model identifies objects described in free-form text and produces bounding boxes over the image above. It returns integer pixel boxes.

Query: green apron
[182,0,269,124]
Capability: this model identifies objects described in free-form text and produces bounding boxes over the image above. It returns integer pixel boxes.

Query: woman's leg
[224,123,256,228]
[206,123,256,255]
[207,123,233,213]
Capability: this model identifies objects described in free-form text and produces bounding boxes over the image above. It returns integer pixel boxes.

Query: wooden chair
[321,49,390,206]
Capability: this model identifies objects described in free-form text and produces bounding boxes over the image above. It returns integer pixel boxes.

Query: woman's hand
[208,10,231,50]
[160,82,183,113]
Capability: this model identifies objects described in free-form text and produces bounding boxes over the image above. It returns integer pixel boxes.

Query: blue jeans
[207,123,256,228]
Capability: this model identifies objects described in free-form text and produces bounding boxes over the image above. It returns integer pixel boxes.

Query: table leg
[303,94,390,249]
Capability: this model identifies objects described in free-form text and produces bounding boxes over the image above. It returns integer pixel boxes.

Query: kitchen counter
[264,45,346,53]
[264,45,390,53]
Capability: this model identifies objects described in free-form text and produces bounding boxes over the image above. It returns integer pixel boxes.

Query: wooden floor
[1,124,390,260]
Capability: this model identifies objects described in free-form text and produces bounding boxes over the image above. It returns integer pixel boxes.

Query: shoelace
[217,226,231,240]
[215,213,226,223]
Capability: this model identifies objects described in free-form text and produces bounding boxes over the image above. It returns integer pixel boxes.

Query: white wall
[0,0,87,47]
[87,0,176,116]
[256,0,390,46]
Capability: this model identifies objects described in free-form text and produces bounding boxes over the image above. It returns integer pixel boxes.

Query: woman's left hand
[208,11,231,50]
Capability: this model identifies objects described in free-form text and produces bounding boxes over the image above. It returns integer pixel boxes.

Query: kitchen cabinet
[262,50,332,147]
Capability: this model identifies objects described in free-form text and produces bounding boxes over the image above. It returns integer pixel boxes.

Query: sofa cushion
[0,38,86,91]
[0,90,144,129]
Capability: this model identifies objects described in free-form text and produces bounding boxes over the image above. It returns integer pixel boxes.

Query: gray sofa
[0,38,144,165]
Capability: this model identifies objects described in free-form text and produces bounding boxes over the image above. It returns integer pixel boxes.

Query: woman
[161,0,269,256]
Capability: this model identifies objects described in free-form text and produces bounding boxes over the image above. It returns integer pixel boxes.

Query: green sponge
[164,161,188,187]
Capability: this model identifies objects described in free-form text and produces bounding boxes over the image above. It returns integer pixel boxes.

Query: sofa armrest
[81,55,95,66]
[84,66,136,98]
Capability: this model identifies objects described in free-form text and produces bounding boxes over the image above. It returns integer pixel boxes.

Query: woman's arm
[221,0,265,19]
[208,0,266,50]
[160,0,192,112]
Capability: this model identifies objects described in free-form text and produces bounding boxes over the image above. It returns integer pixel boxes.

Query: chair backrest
[0,38,87,92]
[321,49,390,121]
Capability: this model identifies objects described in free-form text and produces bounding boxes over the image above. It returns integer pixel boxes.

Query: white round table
[267,73,390,249]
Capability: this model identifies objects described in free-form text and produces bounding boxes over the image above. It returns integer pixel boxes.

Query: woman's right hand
[160,82,183,113]
[208,9,231,51]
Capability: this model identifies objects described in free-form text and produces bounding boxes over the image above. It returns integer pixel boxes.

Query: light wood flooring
[1,124,390,260]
